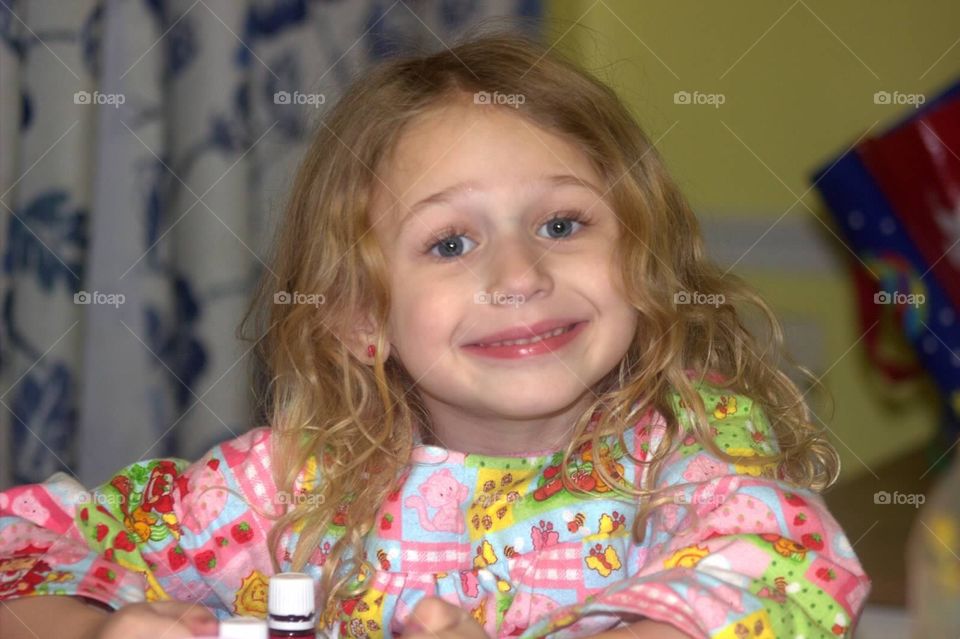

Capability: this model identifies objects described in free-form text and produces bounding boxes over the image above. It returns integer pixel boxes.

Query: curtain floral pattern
[0,0,541,489]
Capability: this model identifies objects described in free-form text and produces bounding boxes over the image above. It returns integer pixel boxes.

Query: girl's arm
[405,593,695,639]
[0,595,109,639]
[0,426,281,616]
[2,594,221,639]
[515,391,871,638]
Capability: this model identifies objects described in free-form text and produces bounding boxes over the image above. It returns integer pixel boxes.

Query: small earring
[367,344,376,358]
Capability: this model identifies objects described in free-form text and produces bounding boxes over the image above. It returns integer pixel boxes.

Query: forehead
[370,103,602,216]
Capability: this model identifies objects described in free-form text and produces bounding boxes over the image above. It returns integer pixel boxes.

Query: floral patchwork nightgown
[0,379,871,638]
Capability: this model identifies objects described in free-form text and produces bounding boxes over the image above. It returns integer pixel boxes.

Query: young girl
[0,32,870,639]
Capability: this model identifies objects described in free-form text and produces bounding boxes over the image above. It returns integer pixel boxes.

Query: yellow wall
[545,0,960,480]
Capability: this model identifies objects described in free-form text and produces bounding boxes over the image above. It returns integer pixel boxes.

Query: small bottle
[219,616,269,639]
[268,572,317,638]
[908,448,960,636]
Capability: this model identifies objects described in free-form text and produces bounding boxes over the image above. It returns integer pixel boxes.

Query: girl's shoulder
[674,371,766,414]
[674,369,775,434]
[189,425,276,491]
[637,370,780,464]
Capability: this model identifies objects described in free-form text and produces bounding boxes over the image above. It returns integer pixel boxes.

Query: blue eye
[537,216,585,239]
[427,234,478,259]
[422,210,591,261]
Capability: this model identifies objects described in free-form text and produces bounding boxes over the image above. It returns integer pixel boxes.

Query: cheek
[389,287,464,352]
[567,250,617,294]
[571,252,638,328]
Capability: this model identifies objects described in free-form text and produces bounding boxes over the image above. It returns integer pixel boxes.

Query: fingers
[152,601,219,637]
[174,604,219,636]
[408,597,463,634]
[402,600,489,639]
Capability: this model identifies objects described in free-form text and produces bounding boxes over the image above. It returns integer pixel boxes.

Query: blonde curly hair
[237,27,839,628]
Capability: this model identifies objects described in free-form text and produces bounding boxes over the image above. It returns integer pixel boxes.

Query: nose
[483,233,553,306]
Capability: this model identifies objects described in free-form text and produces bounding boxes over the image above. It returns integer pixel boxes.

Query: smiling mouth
[469,322,582,348]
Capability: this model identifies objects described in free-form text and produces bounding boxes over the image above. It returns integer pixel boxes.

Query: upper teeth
[479,324,575,347]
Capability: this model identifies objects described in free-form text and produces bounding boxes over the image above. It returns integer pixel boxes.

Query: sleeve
[516,389,872,639]
[0,426,285,618]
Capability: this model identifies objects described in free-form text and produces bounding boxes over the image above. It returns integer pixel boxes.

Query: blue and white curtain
[0,0,541,490]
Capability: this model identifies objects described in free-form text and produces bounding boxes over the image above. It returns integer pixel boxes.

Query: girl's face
[368,100,639,448]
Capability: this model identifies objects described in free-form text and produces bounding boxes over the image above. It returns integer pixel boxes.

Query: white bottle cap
[218,617,269,639]
[268,572,316,631]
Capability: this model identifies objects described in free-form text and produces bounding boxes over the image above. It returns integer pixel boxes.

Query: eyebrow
[399,173,604,231]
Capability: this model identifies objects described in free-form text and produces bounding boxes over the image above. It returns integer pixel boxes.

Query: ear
[344,308,392,366]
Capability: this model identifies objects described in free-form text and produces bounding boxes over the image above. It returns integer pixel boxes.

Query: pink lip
[462,321,588,359]
[466,318,585,346]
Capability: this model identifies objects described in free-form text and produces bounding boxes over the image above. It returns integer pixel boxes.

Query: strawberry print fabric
[0,378,871,638]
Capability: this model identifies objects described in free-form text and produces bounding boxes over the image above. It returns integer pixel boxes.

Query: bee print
[376,548,390,571]
[567,512,586,533]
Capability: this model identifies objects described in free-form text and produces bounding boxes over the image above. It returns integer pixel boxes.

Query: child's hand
[404,596,489,639]
[82,600,219,639]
